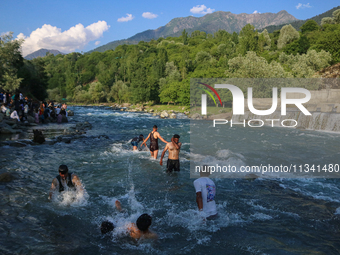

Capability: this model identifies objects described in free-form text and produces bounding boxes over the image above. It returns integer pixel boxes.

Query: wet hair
[136,214,152,232]
[101,221,114,234]
[139,134,144,137]
[173,134,180,139]
[153,125,157,129]
[58,165,69,174]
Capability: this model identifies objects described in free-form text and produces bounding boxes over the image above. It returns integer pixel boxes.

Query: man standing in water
[49,165,84,200]
[160,134,181,173]
[193,166,217,219]
[141,125,168,159]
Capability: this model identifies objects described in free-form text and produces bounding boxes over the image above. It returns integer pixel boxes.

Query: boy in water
[131,134,145,151]
[101,200,157,240]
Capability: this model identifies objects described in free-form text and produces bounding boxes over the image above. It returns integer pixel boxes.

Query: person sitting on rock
[48,165,84,200]
[10,108,20,121]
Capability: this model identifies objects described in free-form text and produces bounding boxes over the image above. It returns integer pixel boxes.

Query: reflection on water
[0,106,340,254]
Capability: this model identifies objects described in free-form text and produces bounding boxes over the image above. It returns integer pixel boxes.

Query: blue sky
[1,0,339,56]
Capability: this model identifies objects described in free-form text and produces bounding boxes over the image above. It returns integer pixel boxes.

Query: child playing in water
[100,200,158,240]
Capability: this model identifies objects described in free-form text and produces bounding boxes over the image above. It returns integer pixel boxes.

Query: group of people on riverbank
[48,124,217,241]
[0,91,68,124]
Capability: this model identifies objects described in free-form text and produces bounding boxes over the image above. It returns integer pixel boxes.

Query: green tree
[277,24,300,49]
[321,17,335,26]
[226,51,290,80]
[0,32,24,92]
[300,20,319,34]
[237,24,258,55]
[182,29,188,45]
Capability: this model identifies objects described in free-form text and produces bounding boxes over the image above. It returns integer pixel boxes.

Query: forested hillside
[1,9,340,107]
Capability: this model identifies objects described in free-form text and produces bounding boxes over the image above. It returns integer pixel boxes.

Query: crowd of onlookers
[0,91,68,124]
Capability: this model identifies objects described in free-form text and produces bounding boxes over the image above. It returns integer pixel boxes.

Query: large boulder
[160,111,169,118]
[33,129,45,144]
[67,110,74,116]
[0,126,16,134]
[27,115,35,123]
[169,113,177,119]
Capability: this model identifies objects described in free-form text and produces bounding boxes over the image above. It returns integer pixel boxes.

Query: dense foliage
[1,10,340,106]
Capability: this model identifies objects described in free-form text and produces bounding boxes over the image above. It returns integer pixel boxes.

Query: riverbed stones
[67,110,74,116]
[169,113,177,119]
[27,115,35,123]
[190,113,202,119]
[160,111,169,118]
[0,172,14,182]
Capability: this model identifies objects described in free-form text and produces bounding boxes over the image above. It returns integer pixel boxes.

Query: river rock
[62,115,68,123]
[67,110,74,116]
[0,126,16,134]
[0,172,14,182]
[10,142,27,147]
[169,113,177,119]
[27,115,35,123]
[149,109,154,112]
[121,103,131,107]
[4,119,17,125]
[33,129,45,144]
[160,111,169,118]
[191,113,202,119]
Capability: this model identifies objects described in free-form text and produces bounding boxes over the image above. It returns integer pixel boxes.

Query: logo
[199,83,312,128]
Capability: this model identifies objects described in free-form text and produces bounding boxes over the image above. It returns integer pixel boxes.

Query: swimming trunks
[166,159,180,172]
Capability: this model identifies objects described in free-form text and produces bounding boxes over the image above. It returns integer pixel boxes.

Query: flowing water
[1,106,340,255]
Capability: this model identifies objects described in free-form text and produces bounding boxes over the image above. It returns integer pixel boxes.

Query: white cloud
[95,41,100,46]
[190,5,215,15]
[117,14,134,22]
[17,21,110,56]
[142,12,158,19]
[296,3,312,9]
[253,10,261,14]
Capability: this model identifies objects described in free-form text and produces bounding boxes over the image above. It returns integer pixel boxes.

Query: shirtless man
[101,200,158,240]
[160,134,181,173]
[49,165,84,200]
[141,125,168,159]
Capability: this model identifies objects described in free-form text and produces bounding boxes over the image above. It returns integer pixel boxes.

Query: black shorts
[167,159,180,172]
[149,143,159,152]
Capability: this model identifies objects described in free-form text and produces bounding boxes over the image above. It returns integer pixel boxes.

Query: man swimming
[49,165,84,200]
[141,125,168,159]
[101,200,157,240]
[131,134,145,151]
[160,134,181,173]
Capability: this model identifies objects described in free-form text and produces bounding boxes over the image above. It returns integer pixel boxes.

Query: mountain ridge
[89,10,298,53]
[24,48,64,60]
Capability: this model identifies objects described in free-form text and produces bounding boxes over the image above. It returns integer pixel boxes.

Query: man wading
[160,134,181,173]
[49,165,84,200]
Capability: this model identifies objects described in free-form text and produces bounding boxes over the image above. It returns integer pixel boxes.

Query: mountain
[90,10,298,53]
[260,5,340,33]
[24,49,64,60]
